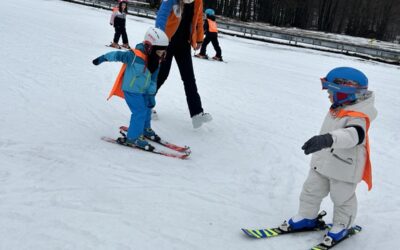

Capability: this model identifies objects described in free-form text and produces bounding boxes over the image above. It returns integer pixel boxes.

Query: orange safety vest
[336,110,372,191]
[207,19,218,33]
[107,49,147,100]
[164,0,204,49]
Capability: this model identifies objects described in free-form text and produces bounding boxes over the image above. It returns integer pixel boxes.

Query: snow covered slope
[0,0,399,249]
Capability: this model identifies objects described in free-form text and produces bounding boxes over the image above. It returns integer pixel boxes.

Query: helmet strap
[333,92,356,106]
[143,41,153,55]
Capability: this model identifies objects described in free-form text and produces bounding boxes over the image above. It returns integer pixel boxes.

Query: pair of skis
[105,44,130,50]
[101,126,191,160]
[241,211,362,249]
[193,54,227,63]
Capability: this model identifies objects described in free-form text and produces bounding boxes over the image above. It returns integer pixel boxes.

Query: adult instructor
[155,0,212,129]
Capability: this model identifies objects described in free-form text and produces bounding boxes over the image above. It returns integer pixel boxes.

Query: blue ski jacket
[103,43,158,95]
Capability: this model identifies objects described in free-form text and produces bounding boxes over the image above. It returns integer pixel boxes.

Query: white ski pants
[298,169,358,228]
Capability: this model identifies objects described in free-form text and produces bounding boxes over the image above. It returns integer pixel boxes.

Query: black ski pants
[200,33,221,57]
[113,25,128,44]
[157,40,204,117]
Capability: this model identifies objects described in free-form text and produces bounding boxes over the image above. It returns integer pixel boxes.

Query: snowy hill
[1,0,400,249]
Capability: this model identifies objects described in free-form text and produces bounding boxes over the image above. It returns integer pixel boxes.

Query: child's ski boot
[212,56,223,61]
[110,42,121,49]
[144,128,161,142]
[279,210,327,232]
[195,54,208,59]
[129,135,155,151]
[323,225,349,246]
[117,133,155,151]
[121,43,131,49]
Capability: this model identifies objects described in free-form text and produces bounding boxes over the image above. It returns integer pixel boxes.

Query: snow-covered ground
[1,0,400,249]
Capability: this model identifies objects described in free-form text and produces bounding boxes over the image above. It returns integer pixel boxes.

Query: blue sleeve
[151,68,159,85]
[155,0,174,31]
[103,50,134,64]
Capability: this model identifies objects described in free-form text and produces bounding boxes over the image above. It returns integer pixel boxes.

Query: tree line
[203,0,400,42]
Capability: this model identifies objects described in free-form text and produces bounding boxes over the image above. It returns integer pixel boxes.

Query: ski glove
[301,133,333,155]
[92,55,107,65]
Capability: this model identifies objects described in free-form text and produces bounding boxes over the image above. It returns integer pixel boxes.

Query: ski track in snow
[0,0,400,249]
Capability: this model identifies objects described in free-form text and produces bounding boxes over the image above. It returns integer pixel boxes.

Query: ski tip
[240,228,270,239]
[180,154,190,159]
[159,151,190,160]
[241,229,255,238]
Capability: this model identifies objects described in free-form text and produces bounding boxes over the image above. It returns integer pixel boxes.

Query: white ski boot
[191,112,213,128]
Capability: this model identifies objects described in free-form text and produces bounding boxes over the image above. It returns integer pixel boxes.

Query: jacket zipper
[140,73,151,92]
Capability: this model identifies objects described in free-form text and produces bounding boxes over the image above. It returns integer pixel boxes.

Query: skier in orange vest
[279,67,377,246]
[195,8,222,61]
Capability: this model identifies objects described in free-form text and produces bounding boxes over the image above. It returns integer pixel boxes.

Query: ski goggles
[320,78,366,94]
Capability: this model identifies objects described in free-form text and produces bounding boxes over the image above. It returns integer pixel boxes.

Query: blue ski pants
[124,92,153,140]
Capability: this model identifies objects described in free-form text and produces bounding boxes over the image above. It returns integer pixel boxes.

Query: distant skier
[195,8,223,61]
[109,0,130,49]
[280,67,377,246]
[93,27,169,151]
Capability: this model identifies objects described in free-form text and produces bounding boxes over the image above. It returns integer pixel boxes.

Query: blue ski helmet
[321,67,368,105]
[205,8,215,16]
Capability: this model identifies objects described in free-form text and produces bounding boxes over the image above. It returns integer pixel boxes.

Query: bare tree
[202,0,400,41]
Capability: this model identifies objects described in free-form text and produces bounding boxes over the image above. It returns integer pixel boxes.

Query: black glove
[301,133,333,155]
[92,55,107,66]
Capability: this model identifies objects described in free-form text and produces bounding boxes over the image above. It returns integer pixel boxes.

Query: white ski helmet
[144,27,169,47]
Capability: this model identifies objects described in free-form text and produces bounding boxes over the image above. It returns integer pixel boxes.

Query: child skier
[280,67,377,246]
[195,8,222,61]
[110,0,130,49]
[93,27,169,151]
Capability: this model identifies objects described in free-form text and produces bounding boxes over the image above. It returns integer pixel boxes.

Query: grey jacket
[310,92,378,183]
